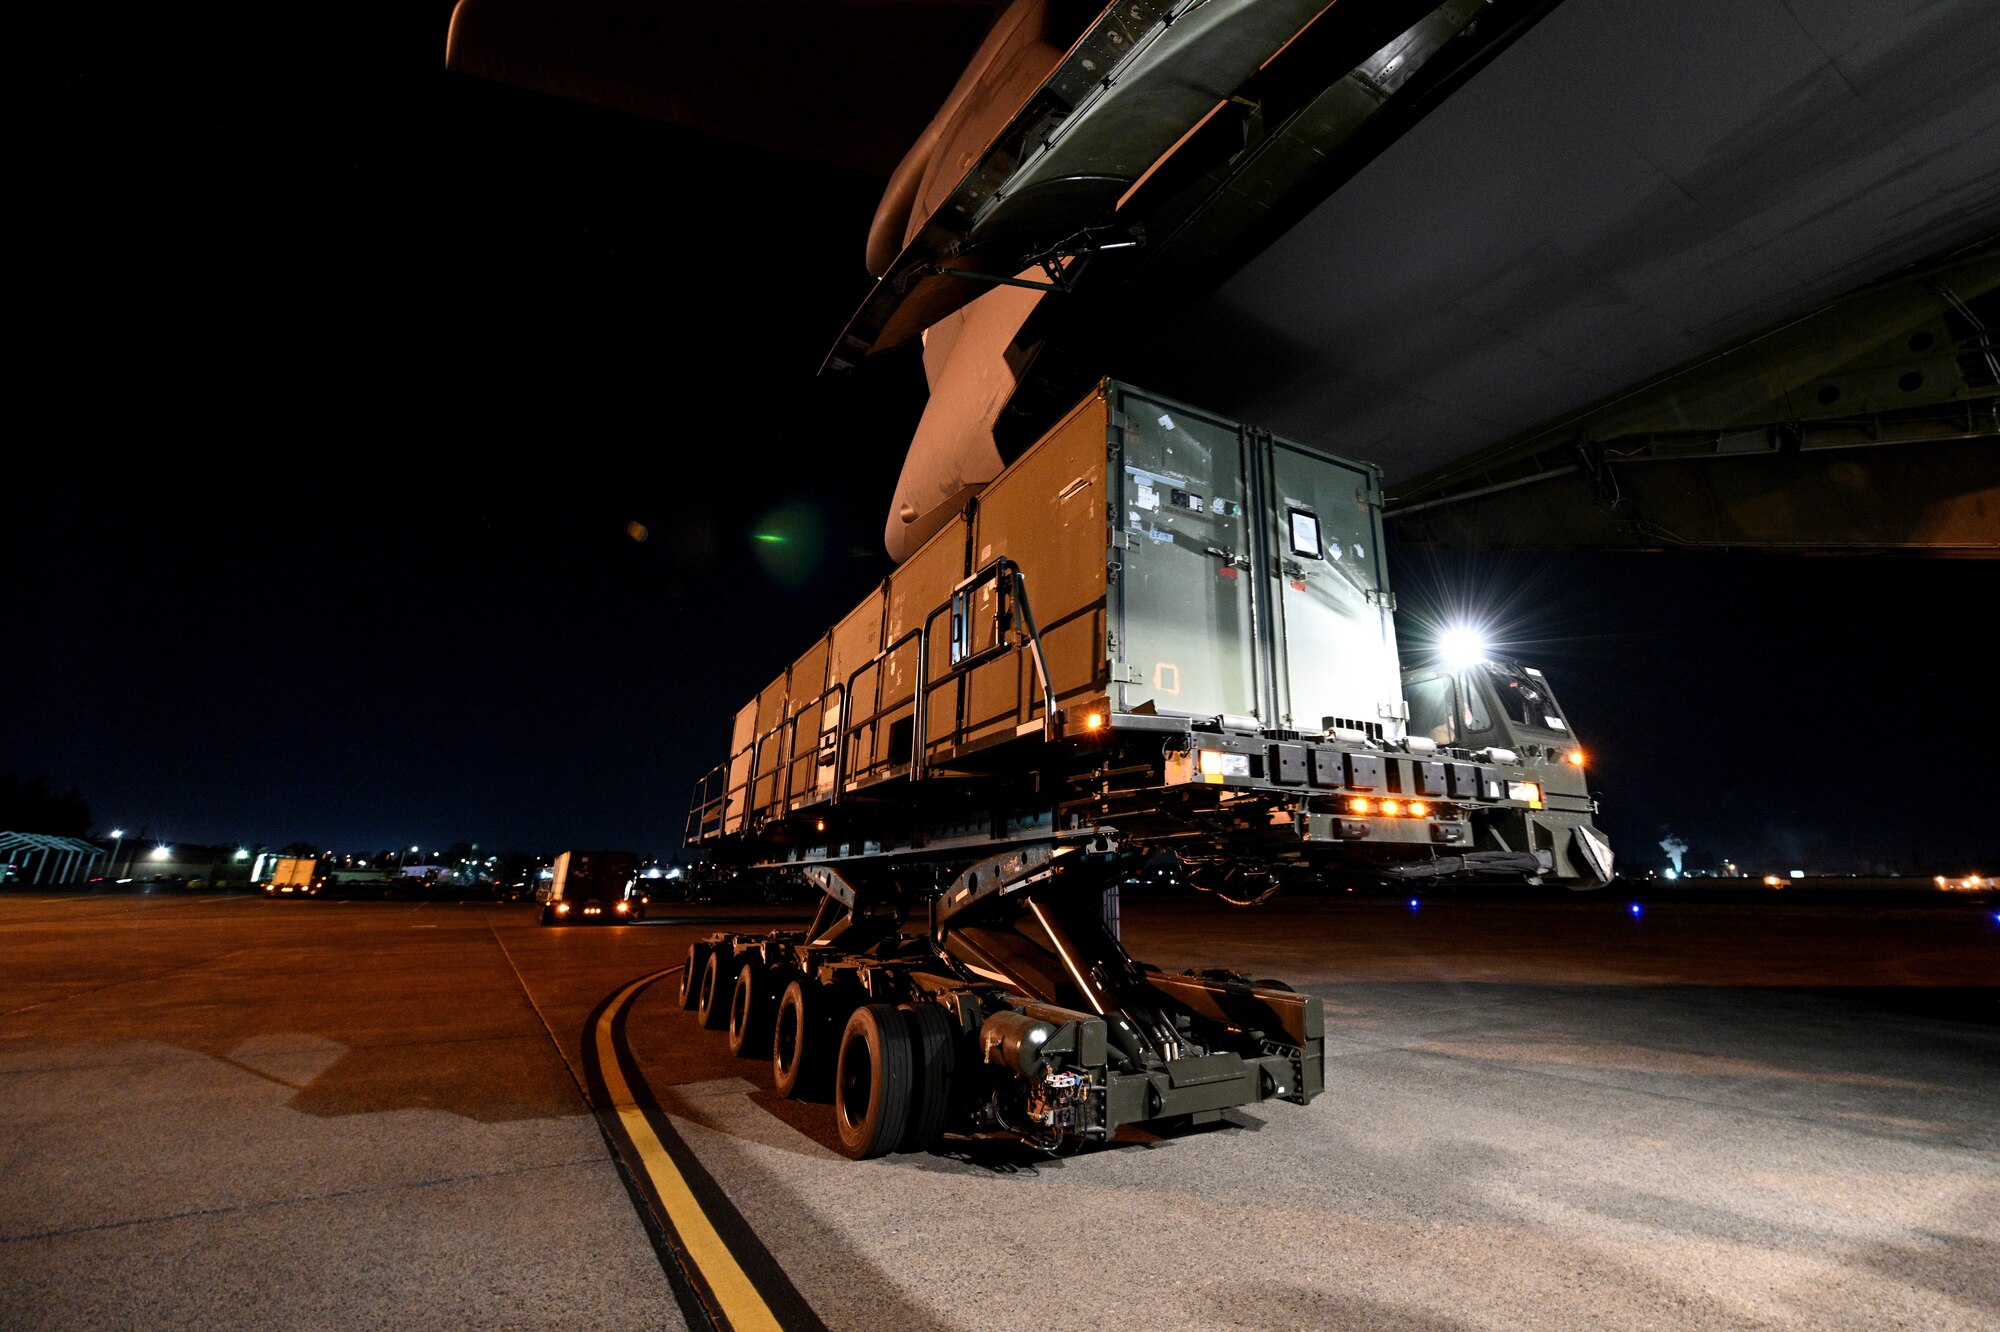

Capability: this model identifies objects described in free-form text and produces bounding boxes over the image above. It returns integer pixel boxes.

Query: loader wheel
[697,949,732,1030]
[899,1002,956,1153]
[834,1004,914,1160]
[678,943,709,1009]
[774,979,832,1099]
[726,960,775,1058]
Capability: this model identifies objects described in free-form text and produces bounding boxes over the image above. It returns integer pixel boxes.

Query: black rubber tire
[898,1002,956,1153]
[726,960,774,1058]
[678,943,709,1009]
[834,1004,915,1160]
[773,979,829,1099]
[696,948,732,1030]
[538,906,554,926]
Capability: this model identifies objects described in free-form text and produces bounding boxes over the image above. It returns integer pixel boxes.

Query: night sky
[9,5,1993,872]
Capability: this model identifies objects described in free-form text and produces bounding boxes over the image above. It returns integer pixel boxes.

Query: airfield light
[1630,903,1643,916]
[1439,626,1488,671]
[1408,898,1420,910]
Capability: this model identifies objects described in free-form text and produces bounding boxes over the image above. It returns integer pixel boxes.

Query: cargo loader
[684,381,1610,1157]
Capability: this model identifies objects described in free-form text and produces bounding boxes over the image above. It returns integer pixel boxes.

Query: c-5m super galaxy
[448,0,2000,559]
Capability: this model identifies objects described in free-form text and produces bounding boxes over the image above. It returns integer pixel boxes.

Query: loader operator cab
[1404,657,1580,761]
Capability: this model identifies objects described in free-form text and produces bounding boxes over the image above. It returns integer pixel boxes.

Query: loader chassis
[682,382,1608,1156]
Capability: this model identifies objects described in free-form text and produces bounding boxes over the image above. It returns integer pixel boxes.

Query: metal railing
[688,558,1060,842]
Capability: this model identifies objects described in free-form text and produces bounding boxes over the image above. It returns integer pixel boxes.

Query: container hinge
[1112,664,1143,685]
[1377,700,1409,721]
[1366,589,1398,611]
[1109,531,1130,551]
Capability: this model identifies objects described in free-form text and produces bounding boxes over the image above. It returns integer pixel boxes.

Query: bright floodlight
[151,846,171,860]
[109,828,125,838]
[1439,626,1488,670]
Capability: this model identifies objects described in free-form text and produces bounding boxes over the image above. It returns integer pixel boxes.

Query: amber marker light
[1086,712,1105,731]
[1346,796,1372,815]
[1380,799,1403,816]
[1408,801,1430,817]
[1566,748,1586,766]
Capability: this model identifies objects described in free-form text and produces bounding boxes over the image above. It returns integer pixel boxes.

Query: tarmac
[3,889,1995,1329]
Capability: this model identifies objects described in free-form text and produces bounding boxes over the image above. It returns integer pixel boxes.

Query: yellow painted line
[595,970,783,1332]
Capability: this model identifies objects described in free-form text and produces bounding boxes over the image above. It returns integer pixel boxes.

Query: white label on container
[1289,511,1320,557]
[1137,484,1160,511]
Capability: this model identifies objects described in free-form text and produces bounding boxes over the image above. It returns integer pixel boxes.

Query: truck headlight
[1197,749,1251,779]
[1507,781,1543,809]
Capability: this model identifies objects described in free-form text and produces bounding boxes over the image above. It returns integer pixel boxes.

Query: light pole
[107,829,126,881]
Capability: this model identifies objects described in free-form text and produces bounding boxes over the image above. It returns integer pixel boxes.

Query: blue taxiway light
[1408,898,1420,909]
[1630,903,1643,916]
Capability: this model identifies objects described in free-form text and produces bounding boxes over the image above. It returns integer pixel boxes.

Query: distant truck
[262,857,323,898]
[537,850,643,924]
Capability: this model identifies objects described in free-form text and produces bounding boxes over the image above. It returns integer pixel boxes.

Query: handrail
[838,624,925,794]
[701,555,1065,839]
[776,682,846,812]
[917,558,1058,782]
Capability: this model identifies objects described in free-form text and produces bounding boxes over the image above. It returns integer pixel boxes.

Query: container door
[1265,439,1402,735]
[1111,392,1262,722]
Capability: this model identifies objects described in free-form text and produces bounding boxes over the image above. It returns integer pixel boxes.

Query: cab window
[1405,674,1456,745]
